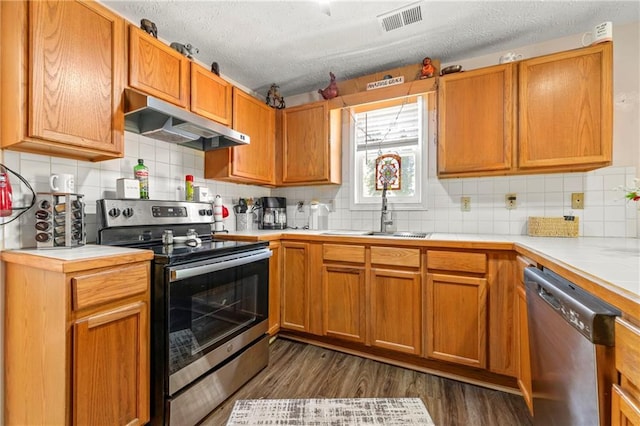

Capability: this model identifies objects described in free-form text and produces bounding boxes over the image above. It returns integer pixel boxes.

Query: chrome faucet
[380,182,393,233]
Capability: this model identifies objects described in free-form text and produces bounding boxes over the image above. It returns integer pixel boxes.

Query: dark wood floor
[202,338,533,425]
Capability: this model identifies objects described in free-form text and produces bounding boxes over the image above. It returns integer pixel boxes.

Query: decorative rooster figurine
[318,72,338,100]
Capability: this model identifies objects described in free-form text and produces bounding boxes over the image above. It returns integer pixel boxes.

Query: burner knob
[123,208,134,218]
[206,209,213,216]
[199,209,206,216]
[108,207,121,218]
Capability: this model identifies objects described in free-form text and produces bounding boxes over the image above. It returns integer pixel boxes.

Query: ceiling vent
[377,2,424,32]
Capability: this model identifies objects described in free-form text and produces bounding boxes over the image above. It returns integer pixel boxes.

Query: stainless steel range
[97,199,271,426]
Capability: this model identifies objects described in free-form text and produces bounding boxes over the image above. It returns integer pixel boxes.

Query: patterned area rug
[225,398,435,425]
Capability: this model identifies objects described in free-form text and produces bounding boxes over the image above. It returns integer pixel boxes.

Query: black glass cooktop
[139,238,269,265]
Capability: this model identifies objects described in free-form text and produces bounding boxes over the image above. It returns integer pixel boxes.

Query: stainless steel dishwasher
[525,267,620,426]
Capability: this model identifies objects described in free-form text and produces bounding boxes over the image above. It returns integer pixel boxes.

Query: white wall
[278,22,640,238]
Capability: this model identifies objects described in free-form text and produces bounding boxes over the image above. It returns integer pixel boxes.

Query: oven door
[166,248,271,395]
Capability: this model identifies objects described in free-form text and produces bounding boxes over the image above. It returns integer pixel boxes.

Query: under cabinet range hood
[123,89,249,150]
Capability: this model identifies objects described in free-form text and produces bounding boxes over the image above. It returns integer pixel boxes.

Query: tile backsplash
[1,132,637,249]
[1,133,271,248]
[274,165,638,238]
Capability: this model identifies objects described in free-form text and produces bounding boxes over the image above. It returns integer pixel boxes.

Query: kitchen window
[349,95,428,210]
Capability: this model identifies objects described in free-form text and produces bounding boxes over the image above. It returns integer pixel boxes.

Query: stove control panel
[152,206,187,218]
[97,199,214,229]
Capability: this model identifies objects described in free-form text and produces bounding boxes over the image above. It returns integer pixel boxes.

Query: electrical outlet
[327,199,336,212]
[461,196,471,212]
[571,193,584,209]
[297,201,304,212]
[506,193,517,209]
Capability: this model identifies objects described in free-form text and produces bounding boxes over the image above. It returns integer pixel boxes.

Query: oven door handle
[170,249,272,282]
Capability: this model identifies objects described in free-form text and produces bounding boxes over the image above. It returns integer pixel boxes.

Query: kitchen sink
[369,231,430,239]
[321,230,430,239]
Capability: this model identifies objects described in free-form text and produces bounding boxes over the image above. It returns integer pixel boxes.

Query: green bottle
[134,159,149,199]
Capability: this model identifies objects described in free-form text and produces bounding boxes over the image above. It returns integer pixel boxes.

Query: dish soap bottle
[134,159,149,199]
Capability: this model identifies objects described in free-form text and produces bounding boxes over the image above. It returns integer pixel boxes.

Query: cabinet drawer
[323,244,365,264]
[616,319,640,387]
[427,250,486,274]
[371,246,420,268]
[72,263,149,310]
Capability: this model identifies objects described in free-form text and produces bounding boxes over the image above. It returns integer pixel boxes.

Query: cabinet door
[26,0,124,158]
[426,273,487,368]
[438,64,515,177]
[518,43,612,171]
[281,242,309,332]
[231,88,276,183]
[205,88,276,185]
[280,101,331,183]
[191,62,232,125]
[73,302,149,426]
[128,25,189,108]
[369,268,422,355]
[322,265,366,343]
[268,241,282,335]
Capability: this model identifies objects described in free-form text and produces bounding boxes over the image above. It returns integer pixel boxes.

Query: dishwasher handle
[538,285,562,310]
[524,267,620,346]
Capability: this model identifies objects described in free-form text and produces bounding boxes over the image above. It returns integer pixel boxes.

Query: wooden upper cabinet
[0,0,125,161]
[128,25,189,108]
[190,62,232,125]
[205,88,276,185]
[438,64,515,177]
[437,43,612,178]
[278,101,341,185]
[518,43,612,171]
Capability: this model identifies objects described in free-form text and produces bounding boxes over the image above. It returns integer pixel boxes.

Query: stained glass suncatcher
[375,153,401,190]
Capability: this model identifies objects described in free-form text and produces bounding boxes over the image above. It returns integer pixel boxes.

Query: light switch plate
[572,193,584,209]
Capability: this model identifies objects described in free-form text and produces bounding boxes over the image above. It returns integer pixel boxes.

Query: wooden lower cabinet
[281,241,310,332]
[322,265,366,343]
[426,273,487,368]
[612,319,640,426]
[369,268,422,355]
[3,251,152,426]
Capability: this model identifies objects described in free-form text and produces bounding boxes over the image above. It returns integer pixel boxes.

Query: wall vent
[377,2,424,32]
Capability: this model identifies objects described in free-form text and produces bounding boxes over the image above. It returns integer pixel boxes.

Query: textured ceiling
[102,0,640,98]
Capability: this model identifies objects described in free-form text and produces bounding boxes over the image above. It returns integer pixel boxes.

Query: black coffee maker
[259,197,287,229]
